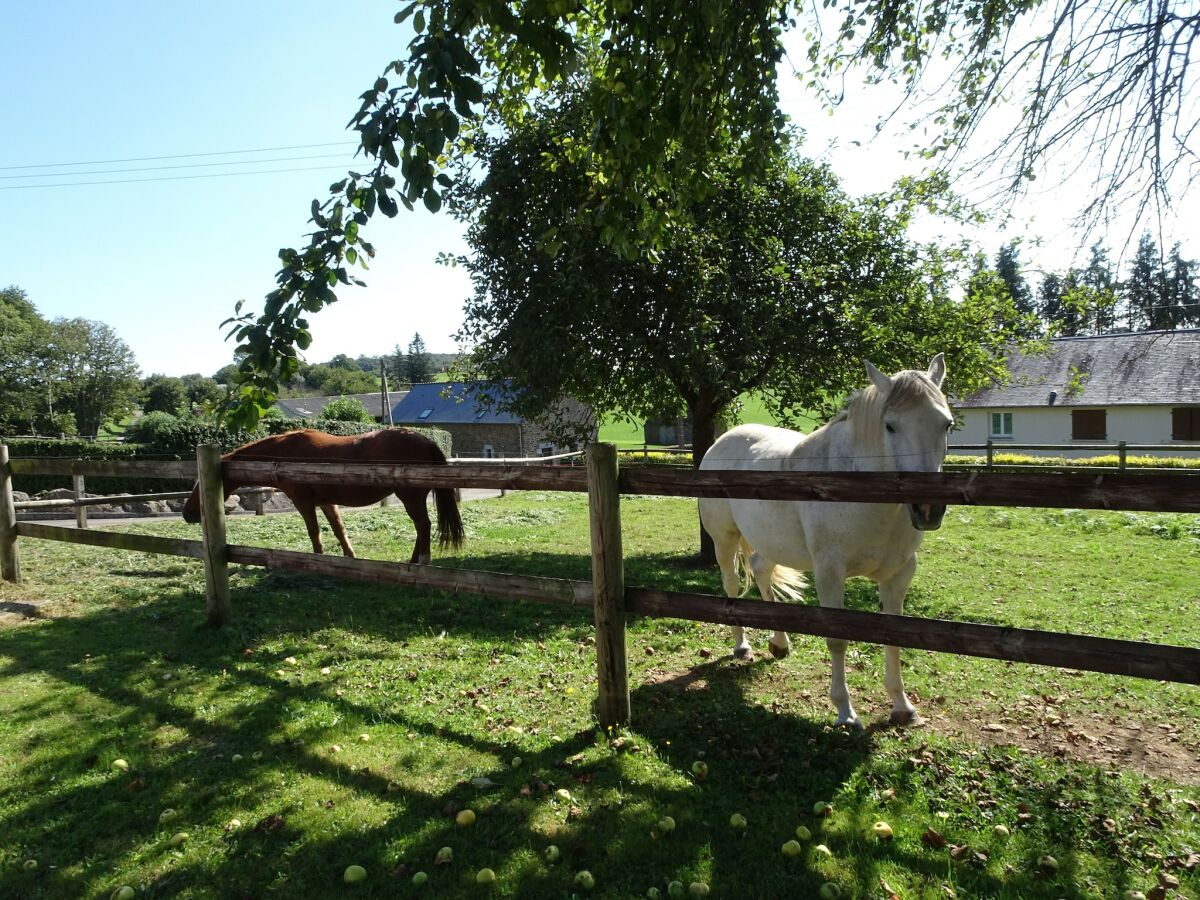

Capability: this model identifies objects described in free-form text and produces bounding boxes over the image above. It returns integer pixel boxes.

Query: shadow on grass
[0,549,1176,898]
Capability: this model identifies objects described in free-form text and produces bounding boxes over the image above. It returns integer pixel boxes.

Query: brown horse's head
[182,484,202,524]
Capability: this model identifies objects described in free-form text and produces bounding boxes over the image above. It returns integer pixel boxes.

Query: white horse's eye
[885,424,896,434]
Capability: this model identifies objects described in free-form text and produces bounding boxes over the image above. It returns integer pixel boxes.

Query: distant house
[390,382,596,459]
[955,329,1200,456]
[274,391,408,423]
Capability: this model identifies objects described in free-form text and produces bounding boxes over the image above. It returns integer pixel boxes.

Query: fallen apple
[658,816,676,833]
[358,733,370,743]
[814,844,833,857]
[110,887,135,900]
[23,859,37,871]
[343,864,367,884]
[993,824,1010,838]
[812,801,833,817]
[226,818,242,831]
[284,656,298,666]
[1123,892,1147,900]
[435,846,454,864]
[646,888,662,900]
[511,756,522,768]
[574,870,595,890]
[794,825,812,841]
[111,758,129,772]
[688,882,710,897]
[320,666,331,675]
[555,788,572,802]
[728,813,747,830]
[544,845,561,863]
[476,868,496,884]
[667,881,686,898]
[781,839,803,858]
[690,761,708,779]
[251,751,264,760]
[818,884,842,900]
[231,753,243,763]
[456,809,477,827]
[872,821,893,840]
[386,780,401,793]
[411,871,428,886]
[159,808,178,824]
[168,832,189,848]
[1037,854,1059,875]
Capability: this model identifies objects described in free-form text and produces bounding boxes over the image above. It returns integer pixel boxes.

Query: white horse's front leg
[879,556,922,726]
[814,565,859,728]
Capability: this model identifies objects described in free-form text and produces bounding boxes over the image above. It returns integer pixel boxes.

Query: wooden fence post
[0,445,21,583]
[197,444,231,626]
[586,442,630,728]
[73,474,88,529]
[1118,440,1127,471]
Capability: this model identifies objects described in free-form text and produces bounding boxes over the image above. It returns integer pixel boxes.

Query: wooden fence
[2,442,1199,727]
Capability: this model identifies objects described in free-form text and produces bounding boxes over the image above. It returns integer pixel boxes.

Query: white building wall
[954,406,1200,458]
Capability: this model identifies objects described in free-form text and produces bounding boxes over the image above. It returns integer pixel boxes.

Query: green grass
[598,393,821,449]
[1,497,1198,899]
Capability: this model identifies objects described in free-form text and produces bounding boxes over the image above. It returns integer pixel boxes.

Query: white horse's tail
[734,538,808,603]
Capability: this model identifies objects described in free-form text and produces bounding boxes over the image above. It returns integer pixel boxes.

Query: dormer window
[418,408,433,419]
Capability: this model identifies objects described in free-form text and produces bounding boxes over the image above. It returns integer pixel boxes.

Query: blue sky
[2,2,1194,378]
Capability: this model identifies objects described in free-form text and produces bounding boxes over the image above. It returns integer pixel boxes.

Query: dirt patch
[919,701,1200,785]
[643,662,1200,784]
[0,599,46,625]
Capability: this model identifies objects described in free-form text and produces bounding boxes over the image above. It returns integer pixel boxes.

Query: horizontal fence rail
[10,459,197,478]
[223,461,1200,514]
[15,491,194,510]
[15,522,206,559]
[625,588,1200,685]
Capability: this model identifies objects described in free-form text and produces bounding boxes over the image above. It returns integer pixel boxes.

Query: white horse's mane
[828,370,946,452]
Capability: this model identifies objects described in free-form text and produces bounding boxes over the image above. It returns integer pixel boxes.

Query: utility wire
[0,141,358,171]
[0,152,355,180]
[0,164,354,190]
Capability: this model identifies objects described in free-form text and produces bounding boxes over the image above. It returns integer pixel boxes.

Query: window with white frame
[538,442,554,456]
[482,444,495,459]
[989,412,1013,438]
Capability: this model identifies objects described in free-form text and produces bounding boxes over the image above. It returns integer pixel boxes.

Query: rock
[12,491,29,503]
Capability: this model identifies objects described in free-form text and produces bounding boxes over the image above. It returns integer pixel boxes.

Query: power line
[0,164,355,190]
[0,141,358,171]
[0,152,356,180]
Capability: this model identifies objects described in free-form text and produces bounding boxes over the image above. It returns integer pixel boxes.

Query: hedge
[946,452,1200,471]
[4,423,453,496]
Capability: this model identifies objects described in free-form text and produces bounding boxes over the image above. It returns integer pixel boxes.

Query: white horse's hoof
[732,646,753,660]
[888,709,925,727]
[768,641,790,660]
[834,717,864,731]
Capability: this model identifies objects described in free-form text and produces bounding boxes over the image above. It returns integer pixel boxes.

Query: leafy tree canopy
[453,98,1035,466]
[319,396,375,422]
[220,0,1199,427]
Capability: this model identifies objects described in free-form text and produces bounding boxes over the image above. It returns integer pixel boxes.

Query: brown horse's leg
[321,504,356,558]
[292,495,325,554]
[398,490,432,565]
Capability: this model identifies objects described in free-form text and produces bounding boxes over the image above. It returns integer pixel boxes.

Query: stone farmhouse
[390,382,596,459]
[274,391,408,423]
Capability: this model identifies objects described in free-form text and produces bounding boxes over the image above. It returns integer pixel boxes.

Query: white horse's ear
[926,353,946,388]
[864,360,892,395]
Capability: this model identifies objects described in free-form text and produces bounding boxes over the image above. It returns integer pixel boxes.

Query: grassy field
[598,393,818,448]
[1,495,1198,899]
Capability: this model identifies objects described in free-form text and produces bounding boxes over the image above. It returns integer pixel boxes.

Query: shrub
[123,411,180,445]
[946,453,1200,471]
[318,396,374,422]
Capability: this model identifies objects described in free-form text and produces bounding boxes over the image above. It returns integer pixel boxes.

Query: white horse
[698,355,952,727]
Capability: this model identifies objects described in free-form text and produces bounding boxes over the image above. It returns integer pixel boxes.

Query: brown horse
[182,429,464,564]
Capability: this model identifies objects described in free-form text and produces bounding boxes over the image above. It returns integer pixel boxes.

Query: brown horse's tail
[434,487,464,550]
[426,439,464,551]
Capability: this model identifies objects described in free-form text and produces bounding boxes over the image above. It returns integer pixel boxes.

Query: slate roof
[390,382,525,425]
[958,329,1200,408]
[274,391,408,420]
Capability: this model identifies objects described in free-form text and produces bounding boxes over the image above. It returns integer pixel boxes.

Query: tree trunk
[689,394,720,564]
